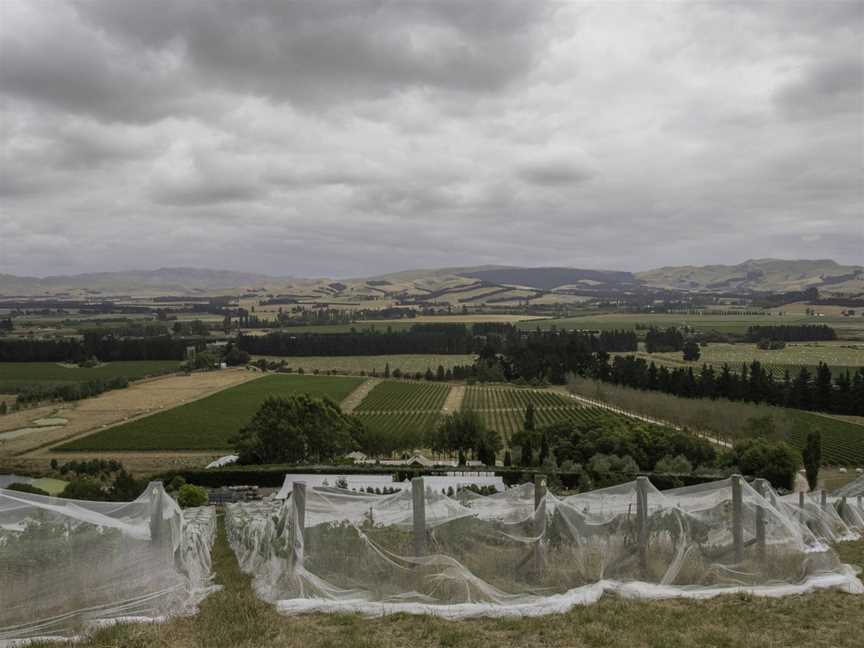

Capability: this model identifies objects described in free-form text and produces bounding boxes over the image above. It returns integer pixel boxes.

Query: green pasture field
[252,354,475,375]
[56,374,364,452]
[355,380,450,412]
[0,361,181,391]
[611,342,863,377]
[518,312,864,339]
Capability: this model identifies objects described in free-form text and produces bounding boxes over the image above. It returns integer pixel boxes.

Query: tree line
[599,356,864,416]
[745,324,836,342]
[0,332,198,362]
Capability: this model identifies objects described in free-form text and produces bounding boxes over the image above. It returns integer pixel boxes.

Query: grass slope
[0,361,181,391]
[56,374,363,452]
[36,517,864,648]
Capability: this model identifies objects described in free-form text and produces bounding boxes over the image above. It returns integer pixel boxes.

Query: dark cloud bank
[1,0,862,277]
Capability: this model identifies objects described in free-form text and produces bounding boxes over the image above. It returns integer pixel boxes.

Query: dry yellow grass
[0,369,260,468]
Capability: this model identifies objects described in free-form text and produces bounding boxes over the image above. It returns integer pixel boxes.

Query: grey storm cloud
[0,0,862,277]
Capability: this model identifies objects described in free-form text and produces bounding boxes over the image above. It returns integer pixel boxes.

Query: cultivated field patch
[462,386,611,438]
[0,369,258,457]
[56,374,363,452]
[612,342,864,377]
[352,381,451,450]
[0,361,181,392]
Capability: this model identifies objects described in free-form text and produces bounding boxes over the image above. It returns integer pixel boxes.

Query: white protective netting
[0,483,218,645]
[225,476,863,618]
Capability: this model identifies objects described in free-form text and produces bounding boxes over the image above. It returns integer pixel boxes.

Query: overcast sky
[1,1,862,278]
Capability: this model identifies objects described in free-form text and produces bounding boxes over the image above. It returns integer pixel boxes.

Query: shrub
[60,478,108,501]
[6,482,49,496]
[654,454,693,474]
[731,439,800,490]
[177,484,208,508]
[168,475,187,492]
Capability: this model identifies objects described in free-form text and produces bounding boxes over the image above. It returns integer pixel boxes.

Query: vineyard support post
[753,478,767,561]
[534,474,547,581]
[799,491,806,524]
[412,477,426,556]
[636,476,649,574]
[821,490,827,511]
[731,475,743,563]
[292,482,306,567]
[148,481,164,548]
[840,496,847,518]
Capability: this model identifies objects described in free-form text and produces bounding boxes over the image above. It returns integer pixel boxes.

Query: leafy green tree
[231,394,365,464]
[524,403,535,432]
[168,475,187,492]
[682,340,701,362]
[802,430,822,491]
[224,346,251,367]
[60,478,108,501]
[733,438,800,490]
[654,454,693,474]
[503,449,512,467]
[177,484,208,508]
[433,410,486,457]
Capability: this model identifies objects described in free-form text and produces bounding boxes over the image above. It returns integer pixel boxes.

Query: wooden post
[534,474,547,581]
[840,496,847,518]
[412,477,426,556]
[799,491,806,525]
[820,489,827,511]
[148,481,163,547]
[731,474,743,563]
[636,476,649,574]
[292,482,306,566]
[753,478,767,561]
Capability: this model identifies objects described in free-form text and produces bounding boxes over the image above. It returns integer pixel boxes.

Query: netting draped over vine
[0,483,218,645]
[225,476,863,618]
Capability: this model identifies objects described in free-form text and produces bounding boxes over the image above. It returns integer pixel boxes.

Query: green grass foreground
[56,374,363,452]
[41,517,864,648]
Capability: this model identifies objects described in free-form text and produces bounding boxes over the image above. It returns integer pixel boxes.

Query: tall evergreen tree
[802,430,822,492]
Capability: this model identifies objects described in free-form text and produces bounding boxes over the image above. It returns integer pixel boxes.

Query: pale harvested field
[0,369,260,459]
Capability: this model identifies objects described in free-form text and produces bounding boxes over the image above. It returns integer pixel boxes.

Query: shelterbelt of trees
[0,333,199,362]
[238,324,638,357]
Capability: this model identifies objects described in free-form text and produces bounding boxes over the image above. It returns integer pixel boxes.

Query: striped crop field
[462,386,611,438]
[462,386,574,410]
[787,411,864,467]
[353,381,451,452]
[355,381,450,413]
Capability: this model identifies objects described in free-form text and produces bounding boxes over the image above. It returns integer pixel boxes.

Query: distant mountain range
[1,259,861,300]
